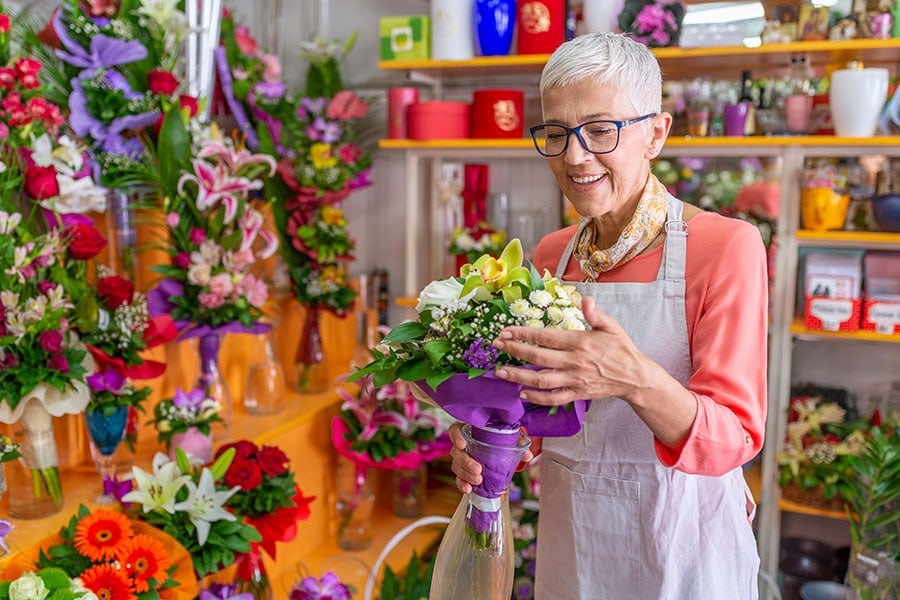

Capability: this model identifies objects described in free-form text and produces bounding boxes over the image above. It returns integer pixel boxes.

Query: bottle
[739,70,756,136]
[371,267,390,327]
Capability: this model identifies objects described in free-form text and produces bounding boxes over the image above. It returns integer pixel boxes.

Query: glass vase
[335,457,375,551]
[235,548,274,600]
[429,424,530,600]
[196,333,232,436]
[474,0,516,56]
[244,326,286,415]
[84,405,129,504]
[391,465,428,518]
[295,307,329,394]
[105,188,139,282]
[846,541,898,600]
[0,462,6,503]
[8,401,64,519]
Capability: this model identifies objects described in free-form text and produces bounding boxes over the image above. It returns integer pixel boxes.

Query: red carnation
[257,445,289,477]
[48,353,70,373]
[24,165,59,199]
[14,58,43,89]
[97,274,135,309]
[224,459,263,490]
[148,70,178,95]
[0,67,15,89]
[66,221,107,259]
[39,330,63,353]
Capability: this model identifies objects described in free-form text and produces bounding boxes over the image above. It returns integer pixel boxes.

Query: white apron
[534,196,760,599]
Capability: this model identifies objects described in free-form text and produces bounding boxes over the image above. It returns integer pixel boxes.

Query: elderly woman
[450,33,767,599]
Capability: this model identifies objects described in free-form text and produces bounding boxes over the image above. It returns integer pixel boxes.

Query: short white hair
[540,33,662,116]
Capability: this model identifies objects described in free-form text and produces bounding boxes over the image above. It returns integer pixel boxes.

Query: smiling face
[541,78,671,233]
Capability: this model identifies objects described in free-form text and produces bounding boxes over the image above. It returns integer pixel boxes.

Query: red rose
[224,459,263,490]
[97,274,135,309]
[24,165,59,199]
[66,221,107,259]
[216,440,258,461]
[148,70,178,95]
[257,445,289,477]
[39,330,63,353]
[179,95,198,117]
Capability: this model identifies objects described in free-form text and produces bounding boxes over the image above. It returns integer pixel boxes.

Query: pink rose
[198,292,225,309]
[39,330,63,353]
[208,273,234,297]
[174,252,191,269]
[189,227,206,244]
[47,353,69,373]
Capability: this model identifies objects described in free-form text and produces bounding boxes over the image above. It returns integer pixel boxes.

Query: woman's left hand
[492,296,651,406]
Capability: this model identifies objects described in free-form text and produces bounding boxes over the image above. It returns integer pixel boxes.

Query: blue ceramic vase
[474,0,516,56]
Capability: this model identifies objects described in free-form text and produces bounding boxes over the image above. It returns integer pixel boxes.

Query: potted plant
[836,425,899,600]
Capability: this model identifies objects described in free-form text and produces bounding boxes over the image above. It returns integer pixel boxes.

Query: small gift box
[516,0,566,55]
[861,251,900,335]
[802,251,863,331]
[380,15,430,61]
[471,89,525,138]
[408,101,471,139]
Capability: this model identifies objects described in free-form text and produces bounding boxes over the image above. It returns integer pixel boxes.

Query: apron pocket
[539,459,642,598]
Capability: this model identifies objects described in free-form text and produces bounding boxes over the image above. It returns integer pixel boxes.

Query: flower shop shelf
[795,230,900,249]
[378,38,900,77]
[789,318,900,344]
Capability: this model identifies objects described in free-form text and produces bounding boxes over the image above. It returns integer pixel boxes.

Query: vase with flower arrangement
[217,16,372,394]
[151,387,223,464]
[349,238,592,599]
[208,440,315,600]
[333,377,451,521]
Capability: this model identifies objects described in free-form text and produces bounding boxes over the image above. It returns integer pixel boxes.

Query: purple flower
[0,519,12,554]
[300,97,328,115]
[199,583,254,600]
[252,81,285,100]
[48,353,70,373]
[102,134,145,160]
[289,572,352,600]
[173,387,206,410]
[461,338,499,370]
[54,9,148,70]
[38,330,63,353]
[311,117,341,144]
[87,369,126,394]
[103,474,133,504]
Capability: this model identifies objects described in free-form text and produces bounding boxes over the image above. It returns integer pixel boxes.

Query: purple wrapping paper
[419,370,590,437]
[466,425,526,533]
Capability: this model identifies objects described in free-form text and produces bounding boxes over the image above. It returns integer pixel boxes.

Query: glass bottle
[739,70,756,135]
[244,326,286,415]
[391,464,428,518]
[334,456,375,551]
[429,424,530,600]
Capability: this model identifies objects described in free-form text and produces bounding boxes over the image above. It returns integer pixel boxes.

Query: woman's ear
[645,112,673,160]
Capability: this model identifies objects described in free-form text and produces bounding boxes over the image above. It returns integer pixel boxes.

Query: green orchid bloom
[459,238,532,303]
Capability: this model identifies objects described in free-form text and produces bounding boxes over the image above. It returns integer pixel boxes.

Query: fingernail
[496,368,508,378]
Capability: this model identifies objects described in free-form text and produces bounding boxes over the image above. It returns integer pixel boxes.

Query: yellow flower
[321,205,346,226]
[311,143,337,169]
[460,238,530,302]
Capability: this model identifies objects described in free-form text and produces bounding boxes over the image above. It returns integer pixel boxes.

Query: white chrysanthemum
[561,306,584,321]
[509,299,530,317]
[527,307,544,320]
[529,289,553,308]
[546,306,563,324]
[561,317,587,331]
[525,319,544,328]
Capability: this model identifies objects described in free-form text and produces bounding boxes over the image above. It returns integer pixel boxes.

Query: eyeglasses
[529,114,657,157]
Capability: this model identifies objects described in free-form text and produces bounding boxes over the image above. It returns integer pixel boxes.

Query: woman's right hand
[448,423,540,494]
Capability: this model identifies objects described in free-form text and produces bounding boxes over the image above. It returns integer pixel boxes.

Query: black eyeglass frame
[529,113,657,157]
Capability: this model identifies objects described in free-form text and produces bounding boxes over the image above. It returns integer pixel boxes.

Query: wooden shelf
[378,39,900,77]
[796,229,900,249]
[790,318,900,343]
[779,495,848,520]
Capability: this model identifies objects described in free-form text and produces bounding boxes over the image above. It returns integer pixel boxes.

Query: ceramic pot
[432,0,475,59]
[829,66,888,137]
[474,0,516,56]
[801,188,850,231]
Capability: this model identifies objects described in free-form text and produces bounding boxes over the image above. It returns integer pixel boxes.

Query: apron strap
[555,218,585,279]
[661,194,688,284]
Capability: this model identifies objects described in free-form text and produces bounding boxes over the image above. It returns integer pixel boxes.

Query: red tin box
[470,89,524,138]
[516,0,566,55]
[407,101,471,139]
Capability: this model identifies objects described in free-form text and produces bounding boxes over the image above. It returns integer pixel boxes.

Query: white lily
[173,468,239,546]
[122,452,191,514]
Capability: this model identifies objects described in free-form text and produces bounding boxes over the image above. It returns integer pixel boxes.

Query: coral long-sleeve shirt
[533,210,768,476]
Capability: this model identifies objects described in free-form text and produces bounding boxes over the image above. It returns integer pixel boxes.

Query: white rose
[9,573,50,600]
[415,277,466,313]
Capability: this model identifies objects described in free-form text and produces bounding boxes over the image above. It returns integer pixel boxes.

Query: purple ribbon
[247,83,287,157]
[214,46,259,149]
[54,10,148,70]
[102,475,133,504]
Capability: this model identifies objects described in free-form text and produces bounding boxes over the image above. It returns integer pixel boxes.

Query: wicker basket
[781,483,847,513]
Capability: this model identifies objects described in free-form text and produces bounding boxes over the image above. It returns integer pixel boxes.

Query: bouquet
[30,505,183,599]
[147,134,278,337]
[333,377,451,469]
[350,238,590,559]
[43,0,193,188]
[149,387,222,454]
[618,0,686,48]
[218,13,372,315]
[0,567,97,600]
[121,450,261,578]
[448,222,507,265]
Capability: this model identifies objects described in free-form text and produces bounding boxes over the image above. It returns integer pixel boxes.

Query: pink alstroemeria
[197,139,276,175]
[177,160,260,224]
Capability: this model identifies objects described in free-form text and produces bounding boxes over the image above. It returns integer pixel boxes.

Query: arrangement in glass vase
[150,387,222,464]
[348,238,591,598]
[14,505,191,599]
[213,440,315,599]
[120,449,262,579]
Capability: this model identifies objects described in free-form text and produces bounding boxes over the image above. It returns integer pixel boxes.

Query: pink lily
[197,139,276,175]
[336,384,408,441]
[177,160,261,223]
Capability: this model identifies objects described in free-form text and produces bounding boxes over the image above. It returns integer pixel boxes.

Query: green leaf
[383,321,428,343]
[397,358,433,382]
[156,108,192,198]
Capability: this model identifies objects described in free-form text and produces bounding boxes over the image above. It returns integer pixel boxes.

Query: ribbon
[331,416,452,471]
[213,46,259,149]
[246,489,315,560]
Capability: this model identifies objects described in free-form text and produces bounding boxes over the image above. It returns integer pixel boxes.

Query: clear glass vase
[84,405,129,504]
[244,327,286,415]
[429,424,530,600]
[295,307,329,394]
[846,542,898,600]
[196,333,232,437]
[335,457,375,551]
[391,465,428,518]
[8,402,64,519]
[235,548,275,600]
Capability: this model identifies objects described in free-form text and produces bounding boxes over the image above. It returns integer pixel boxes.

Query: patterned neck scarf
[573,173,669,281]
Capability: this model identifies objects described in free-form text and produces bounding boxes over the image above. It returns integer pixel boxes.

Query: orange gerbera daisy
[80,563,137,600]
[118,533,172,592]
[73,509,134,562]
